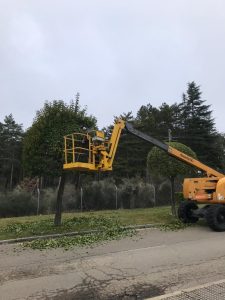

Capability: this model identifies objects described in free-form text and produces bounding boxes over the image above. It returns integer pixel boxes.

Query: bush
[0,187,57,218]
[41,188,57,213]
[156,179,171,206]
[71,177,155,210]
[62,183,80,211]
[83,178,117,210]
[0,177,156,218]
[0,190,37,217]
[118,177,155,209]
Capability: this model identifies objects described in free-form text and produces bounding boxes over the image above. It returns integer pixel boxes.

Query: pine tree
[178,82,221,169]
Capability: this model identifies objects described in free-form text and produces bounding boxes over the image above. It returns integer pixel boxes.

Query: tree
[23,99,96,225]
[178,82,221,169]
[147,142,197,216]
[0,114,23,190]
[136,103,180,139]
[112,103,181,180]
[215,133,225,170]
[109,111,154,180]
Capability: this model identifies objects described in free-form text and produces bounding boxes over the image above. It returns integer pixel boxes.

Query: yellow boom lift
[64,119,225,231]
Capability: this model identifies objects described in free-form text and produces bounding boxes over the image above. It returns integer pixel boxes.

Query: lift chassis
[63,120,225,231]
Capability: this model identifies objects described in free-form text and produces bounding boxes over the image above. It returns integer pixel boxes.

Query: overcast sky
[1,0,225,132]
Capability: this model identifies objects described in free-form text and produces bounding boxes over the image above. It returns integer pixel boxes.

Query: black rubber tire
[178,201,199,223]
[206,205,225,232]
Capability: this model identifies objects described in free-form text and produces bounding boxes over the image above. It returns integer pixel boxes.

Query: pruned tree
[23,99,96,225]
[147,142,197,216]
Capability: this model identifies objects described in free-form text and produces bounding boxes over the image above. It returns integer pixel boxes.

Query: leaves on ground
[22,217,135,250]
[0,208,194,248]
[157,219,190,231]
[1,215,122,237]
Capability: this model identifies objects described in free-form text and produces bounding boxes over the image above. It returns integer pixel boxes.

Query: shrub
[62,183,80,211]
[118,177,155,209]
[0,190,36,217]
[83,178,116,210]
[156,179,171,206]
[0,187,57,218]
[0,177,156,218]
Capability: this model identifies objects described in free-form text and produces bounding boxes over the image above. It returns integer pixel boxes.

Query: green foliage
[111,113,149,178]
[0,114,23,190]
[22,216,135,250]
[158,219,190,231]
[0,177,155,218]
[113,132,149,179]
[175,192,184,204]
[113,81,224,180]
[1,215,121,236]
[0,186,58,218]
[83,178,116,210]
[118,177,155,208]
[178,82,222,169]
[136,102,180,139]
[77,177,155,210]
[113,103,181,179]
[23,100,96,177]
[147,142,197,179]
[0,190,38,217]
[147,142,196,215]
[23,228,134,250]
[0,207,186,241]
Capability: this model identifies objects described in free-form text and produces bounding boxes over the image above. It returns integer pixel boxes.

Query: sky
[1,0,225,132]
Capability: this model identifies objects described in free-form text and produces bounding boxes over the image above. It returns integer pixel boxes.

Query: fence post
[152,184,156,206]
[37,178,40,215]
[115,184,118,209]
[80,187,83,212]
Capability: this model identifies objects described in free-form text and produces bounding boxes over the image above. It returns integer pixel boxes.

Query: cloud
[0,0,225,132]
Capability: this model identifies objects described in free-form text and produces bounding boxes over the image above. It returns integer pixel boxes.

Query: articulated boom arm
[63,119,224,177]
[125,123,224,178]
[107,119,125,168]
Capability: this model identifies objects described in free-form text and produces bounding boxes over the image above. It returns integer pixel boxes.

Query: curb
[0,223,157,245]
[146,279,225,299]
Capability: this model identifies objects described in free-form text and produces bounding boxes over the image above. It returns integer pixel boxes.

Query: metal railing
[64,133,93,165]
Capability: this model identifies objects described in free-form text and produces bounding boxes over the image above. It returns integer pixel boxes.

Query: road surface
[1,225,225,299]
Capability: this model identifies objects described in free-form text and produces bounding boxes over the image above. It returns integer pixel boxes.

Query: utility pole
[80,187,83,212]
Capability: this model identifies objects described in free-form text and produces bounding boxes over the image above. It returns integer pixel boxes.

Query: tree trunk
[54,173,66,226]
[170,176,177,217]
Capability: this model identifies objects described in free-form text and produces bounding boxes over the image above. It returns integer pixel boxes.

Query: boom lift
[63,119,225,231]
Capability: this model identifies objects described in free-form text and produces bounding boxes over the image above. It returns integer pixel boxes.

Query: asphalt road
[1,225,225,299]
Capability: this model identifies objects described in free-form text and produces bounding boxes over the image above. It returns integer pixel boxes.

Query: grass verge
[0,207,193,249]
[0,207,174,240]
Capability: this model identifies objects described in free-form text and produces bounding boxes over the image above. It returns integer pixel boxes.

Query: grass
[0,206,176,241]
[0,206,195,250]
